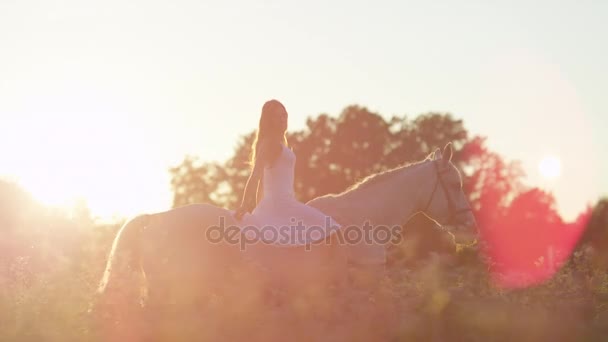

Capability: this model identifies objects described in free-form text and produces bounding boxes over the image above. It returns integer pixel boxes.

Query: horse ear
[443,142,453,163]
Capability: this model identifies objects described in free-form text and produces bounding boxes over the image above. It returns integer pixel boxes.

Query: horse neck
[345,162,432,226]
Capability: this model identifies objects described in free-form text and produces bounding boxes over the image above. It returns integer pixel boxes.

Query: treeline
[1,105,606,340]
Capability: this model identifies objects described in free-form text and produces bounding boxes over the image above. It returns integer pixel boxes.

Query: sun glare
[538,155,561,180]
[0,110,176,220]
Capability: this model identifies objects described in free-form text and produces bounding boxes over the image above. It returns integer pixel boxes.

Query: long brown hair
[249,99,288,168]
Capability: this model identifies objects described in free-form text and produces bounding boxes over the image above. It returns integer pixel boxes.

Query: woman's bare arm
[238,141,269,211]
[256,177,264,206]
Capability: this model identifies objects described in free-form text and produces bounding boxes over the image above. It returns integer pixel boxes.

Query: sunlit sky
[1,0,606,221]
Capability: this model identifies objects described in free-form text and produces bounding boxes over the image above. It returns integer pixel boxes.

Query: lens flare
[538,155,561,180]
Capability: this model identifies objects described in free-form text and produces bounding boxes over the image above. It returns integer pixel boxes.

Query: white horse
[308,142,477,277]
[92,142,476,336]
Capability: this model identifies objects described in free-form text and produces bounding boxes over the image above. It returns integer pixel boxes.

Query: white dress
[235,144,341,246]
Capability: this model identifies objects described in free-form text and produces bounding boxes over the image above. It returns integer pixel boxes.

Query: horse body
[140,204,243,306]
[93,143,477,337]
[307,163,427,268]
[95,203,347,314]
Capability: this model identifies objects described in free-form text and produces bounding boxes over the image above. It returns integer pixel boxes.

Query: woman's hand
[233,205,250,221]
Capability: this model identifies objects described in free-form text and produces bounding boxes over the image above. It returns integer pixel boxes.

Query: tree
[578,198,608,248]
[170,157,235,208]
[458,136,526,230]
[575,198,608,268]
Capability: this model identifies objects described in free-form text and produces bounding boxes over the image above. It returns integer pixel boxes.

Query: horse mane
[338,153,434,195]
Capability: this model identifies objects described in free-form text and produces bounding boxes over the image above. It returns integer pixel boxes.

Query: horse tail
[92,214,150,314]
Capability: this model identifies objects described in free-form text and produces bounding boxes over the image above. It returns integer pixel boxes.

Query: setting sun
[538,155,561,180]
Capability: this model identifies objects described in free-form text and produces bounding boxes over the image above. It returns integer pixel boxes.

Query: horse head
[420,142,478,246]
